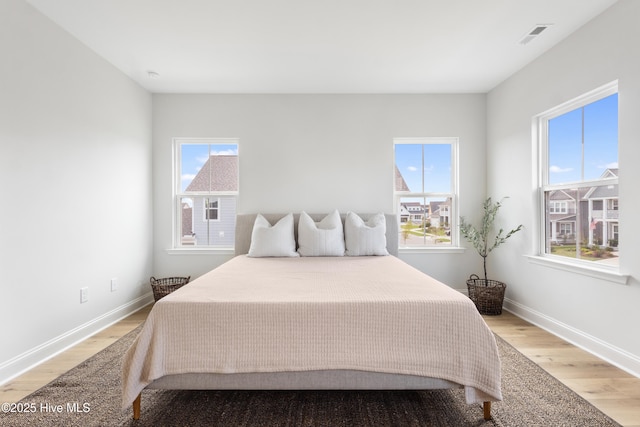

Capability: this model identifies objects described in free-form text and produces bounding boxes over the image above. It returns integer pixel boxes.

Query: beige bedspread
[122,256,502,407]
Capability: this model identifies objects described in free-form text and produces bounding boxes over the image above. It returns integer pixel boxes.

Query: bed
[122,212,502,421]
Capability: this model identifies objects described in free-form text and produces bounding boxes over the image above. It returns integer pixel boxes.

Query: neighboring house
[181,202,195,245]
[584,168,619,247]
[548,169,618,248]
[429,200,451,230]
[404,202,427,223]
[547,189,578,244]
[395,165,451,230]
[398,203,410,223]
[397,199,452,230]
[183,155,238,246]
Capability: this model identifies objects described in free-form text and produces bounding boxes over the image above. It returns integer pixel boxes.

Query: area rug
[1,326,621,427]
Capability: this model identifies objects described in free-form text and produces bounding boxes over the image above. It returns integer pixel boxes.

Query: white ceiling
[26,0,618,94]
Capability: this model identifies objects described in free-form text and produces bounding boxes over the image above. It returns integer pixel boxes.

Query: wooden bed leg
[483,401,491,420]
[133,393,141,420]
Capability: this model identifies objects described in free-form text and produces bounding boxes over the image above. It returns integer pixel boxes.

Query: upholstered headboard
[235,213,399,257]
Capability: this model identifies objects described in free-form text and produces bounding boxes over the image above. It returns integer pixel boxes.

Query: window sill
[525,255,628,285]
[399,246,466,255]
[166,247,235,256]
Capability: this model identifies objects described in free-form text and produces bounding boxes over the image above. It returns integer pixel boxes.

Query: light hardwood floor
[483,312,640,427]
[0,305,152,404]
[1,306,639,426]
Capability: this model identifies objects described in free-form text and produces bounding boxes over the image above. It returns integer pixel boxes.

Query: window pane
[397,196,452,247]
[180,144,210,192]
[543,86,618,267]
[394,144,423,192]
[423,144,451,193]
[182,144,238,193]
[584,93,618,181]
[548,109,582,185]
[548,93,618,185]
[180,195,236,246]
[394,143,451,193]
[544,184,618,266]
[179,197,195,246]
[176,140,238,248]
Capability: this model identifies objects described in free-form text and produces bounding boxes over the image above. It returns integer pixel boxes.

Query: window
[204,199,220,221]
[394,138,458,248]
[174,139,238,248]
[549,201,568,214]
[538,82,618,267]
[559,222,573,236]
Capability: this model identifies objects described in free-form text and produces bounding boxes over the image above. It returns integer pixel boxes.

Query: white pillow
[344,212,389,256]
[247,213,299,257]
[297,210,345,257]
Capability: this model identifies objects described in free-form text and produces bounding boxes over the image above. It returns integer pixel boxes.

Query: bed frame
[131,213,493,420]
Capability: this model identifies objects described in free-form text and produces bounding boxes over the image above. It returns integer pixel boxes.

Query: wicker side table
[150,276,190,301]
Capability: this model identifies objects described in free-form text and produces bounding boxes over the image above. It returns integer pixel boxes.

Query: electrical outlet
[111,278,118,292]
[80,287,89,303]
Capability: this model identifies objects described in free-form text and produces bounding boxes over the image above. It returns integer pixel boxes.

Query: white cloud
[407,166,418,172]
[211,148,238,155]
[549,165,573,173]
[182,173,196,182]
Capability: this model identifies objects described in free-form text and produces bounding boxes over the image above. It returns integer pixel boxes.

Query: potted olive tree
[459,197,522,315]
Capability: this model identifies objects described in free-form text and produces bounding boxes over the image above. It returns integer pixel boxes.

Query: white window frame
[532,81,627,283]
[559,222,573,235]
[171,138,239,252]
[550,201,568,214]
[393,137,461,252]
[203,198,221,222]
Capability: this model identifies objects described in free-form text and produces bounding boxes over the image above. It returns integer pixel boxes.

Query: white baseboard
[503,298,640,379]
[0,293,154,386]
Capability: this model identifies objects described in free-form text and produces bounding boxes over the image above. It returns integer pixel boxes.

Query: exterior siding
[191,196,237,246]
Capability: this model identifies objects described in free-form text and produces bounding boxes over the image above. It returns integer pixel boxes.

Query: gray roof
[395,165,409,192]
[587,184,618,199]
[186,155,238,192]
[585,168,618,199]
[548,189,577,201]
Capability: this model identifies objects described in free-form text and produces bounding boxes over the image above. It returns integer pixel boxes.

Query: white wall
[152,94,487,285]
[487,0,640,375]
[0,0,153,383]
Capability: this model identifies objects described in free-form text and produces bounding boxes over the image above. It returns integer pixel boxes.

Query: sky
[548,93,618,185]
[394,142,452,194]
[180,143,238,192]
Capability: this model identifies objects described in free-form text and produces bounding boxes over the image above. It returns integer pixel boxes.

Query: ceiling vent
[519,24,553,45]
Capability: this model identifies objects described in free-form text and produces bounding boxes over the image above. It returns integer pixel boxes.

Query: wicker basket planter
[466,274,506,315]
[150,276,190,302]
